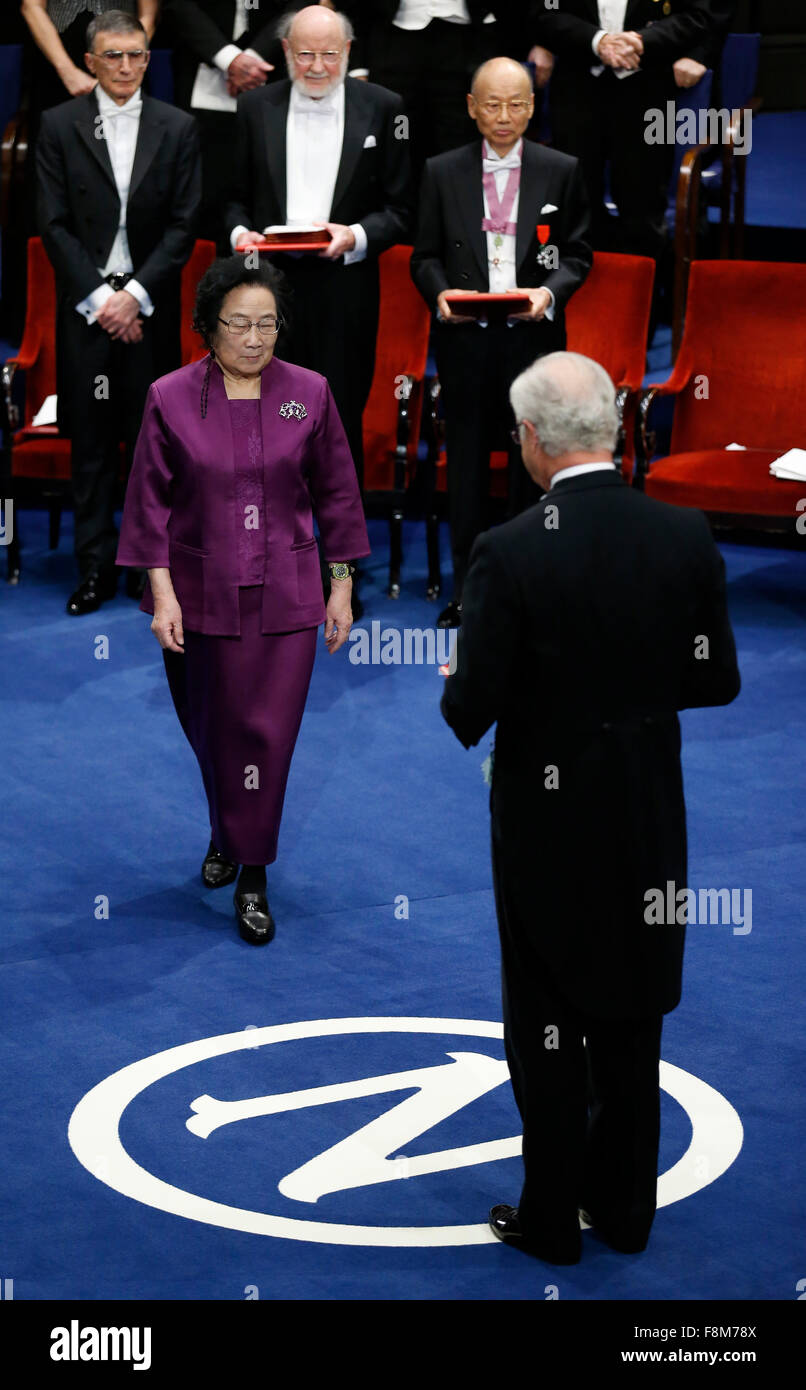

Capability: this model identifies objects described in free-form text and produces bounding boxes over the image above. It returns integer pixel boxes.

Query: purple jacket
[116,355,370,635]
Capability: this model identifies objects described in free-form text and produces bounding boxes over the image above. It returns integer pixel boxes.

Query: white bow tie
[99,97,142,121]
[482,151,521,174]
[291,90,339,116]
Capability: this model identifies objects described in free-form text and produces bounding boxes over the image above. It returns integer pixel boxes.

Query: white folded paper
[262,224,325,235]
[32,394,58,427]
[770,448,806,481]
[189,63,237,113]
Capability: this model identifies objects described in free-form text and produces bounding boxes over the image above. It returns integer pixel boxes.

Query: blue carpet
[1,512,804,1300]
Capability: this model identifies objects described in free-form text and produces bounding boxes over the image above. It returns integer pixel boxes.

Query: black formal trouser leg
[437,322,550,598]
[492,836,664,1253]
[59,315,155,577]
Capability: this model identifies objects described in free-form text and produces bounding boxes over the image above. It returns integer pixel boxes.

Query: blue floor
[1,512,805,1301]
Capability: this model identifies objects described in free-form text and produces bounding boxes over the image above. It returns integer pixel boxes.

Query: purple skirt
[163,584,318,864]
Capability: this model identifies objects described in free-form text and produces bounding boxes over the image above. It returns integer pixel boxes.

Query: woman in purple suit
[117,256,370,944]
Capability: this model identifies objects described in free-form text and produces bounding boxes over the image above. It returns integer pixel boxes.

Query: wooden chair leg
[388,507,403,598]
[426,510,441,600]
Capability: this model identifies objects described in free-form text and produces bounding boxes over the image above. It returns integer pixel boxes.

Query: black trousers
[549,68,677,261]
[434,319,549,599]
[57,307,156,578]
[274,254,378,490]
[368,19,504,187]
[492,835,665,1254]
[191,110,241,253]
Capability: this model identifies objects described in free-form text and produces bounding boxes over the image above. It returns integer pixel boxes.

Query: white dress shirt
[591,0,637,80]
[482,140,554,321]
[191,0,263,113]
[76,87,153,323]
[231,81,366,263]
[550,462,617,487]
[392,1,494,28]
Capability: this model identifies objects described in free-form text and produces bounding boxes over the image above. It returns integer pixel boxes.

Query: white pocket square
[363,134,377,148]
[541,203,558,214]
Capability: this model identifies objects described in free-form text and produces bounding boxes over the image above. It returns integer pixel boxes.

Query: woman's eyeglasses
[218,315,282,338]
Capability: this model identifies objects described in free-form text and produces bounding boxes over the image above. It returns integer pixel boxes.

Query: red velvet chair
[565,251,655,478]
[636,259,806,529]
[2,237,216,579]
[361,244,433,597]
[426,251,656,583]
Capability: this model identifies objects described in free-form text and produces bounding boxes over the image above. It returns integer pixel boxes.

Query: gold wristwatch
[329,562,353,580]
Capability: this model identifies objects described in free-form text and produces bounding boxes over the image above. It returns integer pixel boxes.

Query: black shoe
[201,842,238,889]
[233,891,275,945]
[489,1204,582,1265]
[66,570,117,616]
[436,600,462,629]
[579,1206,649,1254]
[125,567,147,600]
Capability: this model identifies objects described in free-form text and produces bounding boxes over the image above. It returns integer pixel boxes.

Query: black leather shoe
[579,1207,649,1254]
[436,600,462,629]
[201,842,238,889]
[66,570,117,615]
[489,1204,581,1265]
[233,891,275,945]
[125,567,147,600]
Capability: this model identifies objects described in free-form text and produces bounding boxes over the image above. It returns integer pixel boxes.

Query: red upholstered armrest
[634,355,698,483]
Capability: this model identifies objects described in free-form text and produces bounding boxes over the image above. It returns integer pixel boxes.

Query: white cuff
[214,44,242,73]
[348,68,369,78]
[230,224,250,251]
[342,223,368,265]
[592,29,607,57]
[76,282,114,322]
[125,278,154,317]
[544,288,555,321]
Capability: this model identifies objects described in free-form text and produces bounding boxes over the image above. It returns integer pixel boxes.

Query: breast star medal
[279,400,307,420]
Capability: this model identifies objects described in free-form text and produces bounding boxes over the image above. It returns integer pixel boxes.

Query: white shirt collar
[550,462,617,488]
[96,85,143,116]
[482,137,523,164]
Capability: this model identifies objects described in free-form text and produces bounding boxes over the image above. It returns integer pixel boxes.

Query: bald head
[471,57,532,100]
[510,352,620,488]
[467,58,534,156]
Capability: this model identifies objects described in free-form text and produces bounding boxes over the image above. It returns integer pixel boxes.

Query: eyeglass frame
[217,314,283,338]
[474,98,532,116]
[91,48,150,67]
[290,49,345,65]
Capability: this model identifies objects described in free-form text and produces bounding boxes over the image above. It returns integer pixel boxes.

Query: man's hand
[528,44,555,88]
[324,579,352,653]
[509,287,552,322]
[118,317,143,344]
[436,290,476,324]
[61,64,97,96]
[598,32,642,70]
[151,598,184,653]
[235,229,265,248]
[227,51,273,93]
[316,223,356,259]
[673,57,707,89]
[95,289,141,340]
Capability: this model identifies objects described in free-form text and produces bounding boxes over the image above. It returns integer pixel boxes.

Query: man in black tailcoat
[442,350,740,1263]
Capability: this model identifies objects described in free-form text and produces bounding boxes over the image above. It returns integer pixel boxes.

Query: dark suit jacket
[36,90,201,312]
[442,470,740,1019]
[348,1,533,68]
[225,76,412,255]
[116,355,371,635]
[530,0,736,71]
[410,137,591,346]
[164,0,304,108]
